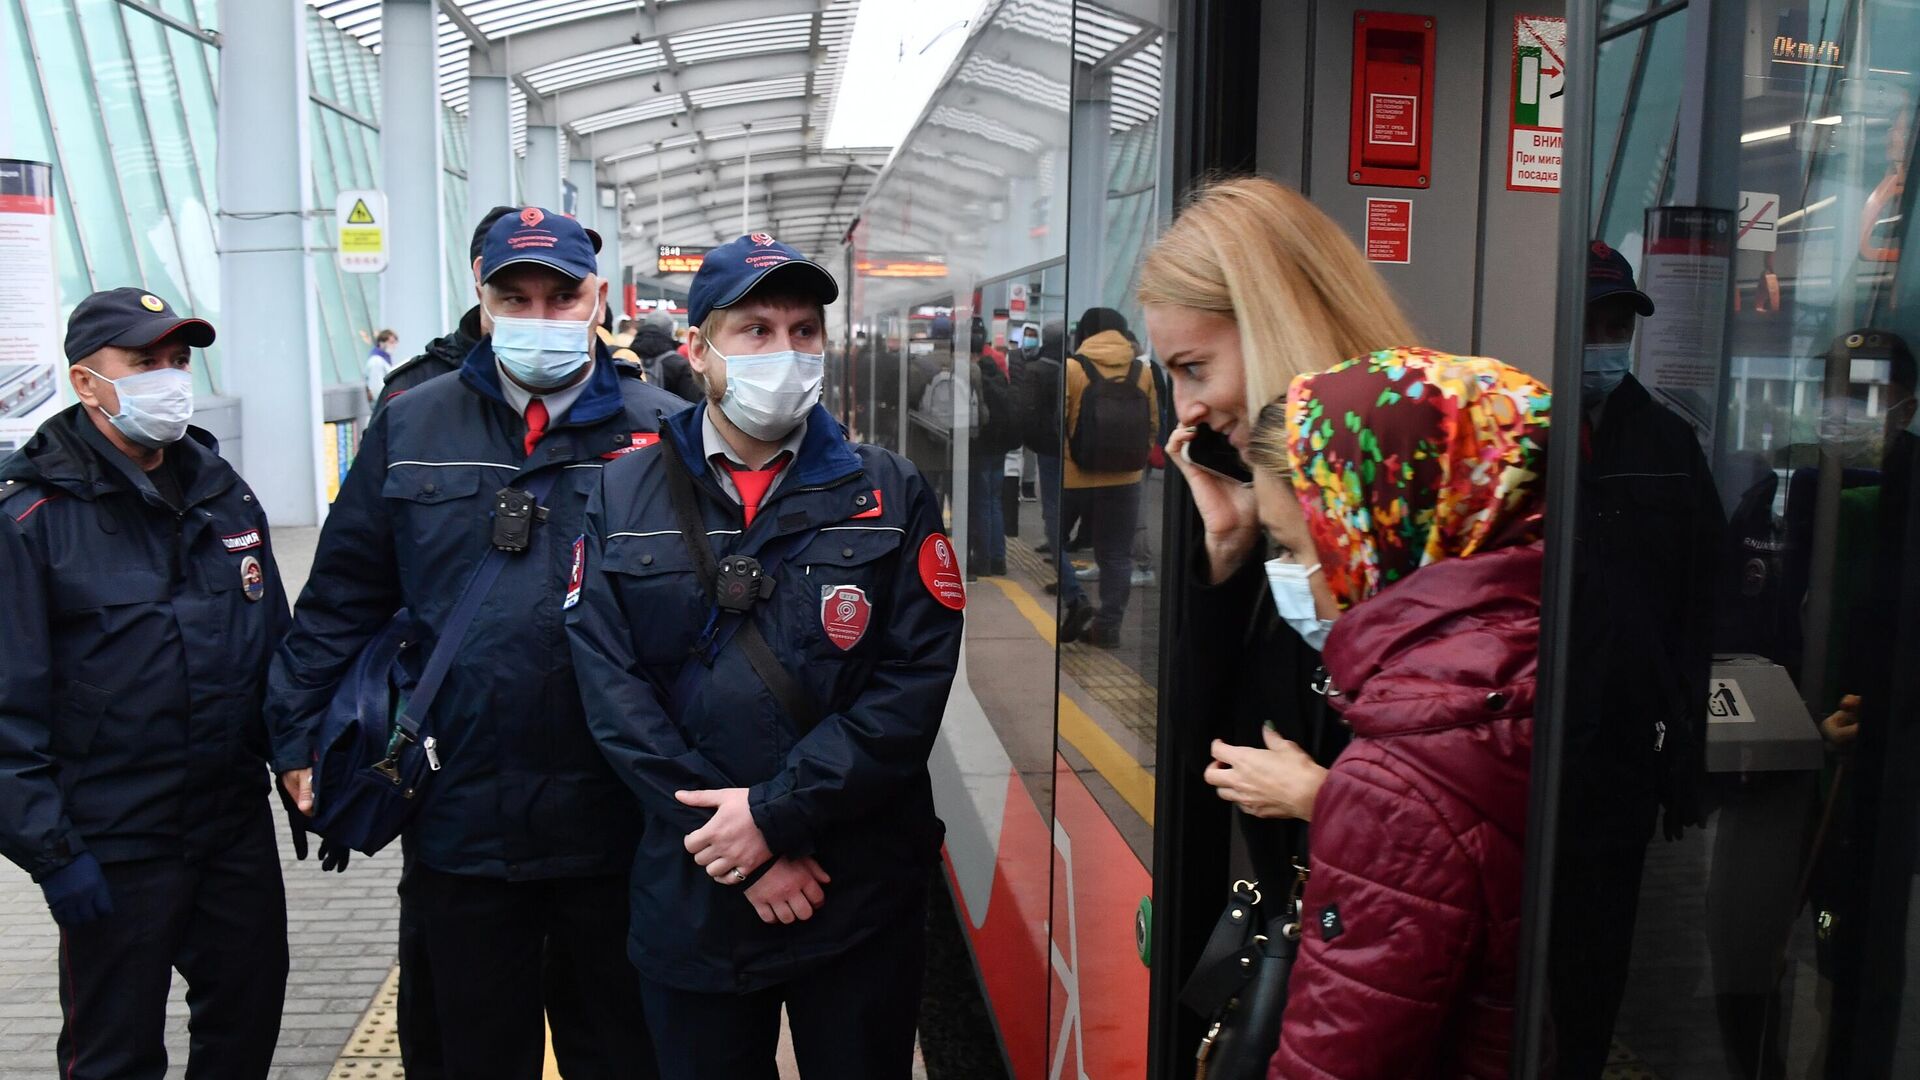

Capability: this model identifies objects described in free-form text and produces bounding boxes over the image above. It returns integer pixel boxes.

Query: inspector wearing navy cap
[0,288,293,1077]
[568,232,960,1079]
[1583,240,1656,409]
[267,208,675,1079]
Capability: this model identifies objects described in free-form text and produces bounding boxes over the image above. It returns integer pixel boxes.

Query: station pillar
[525,125,563,211]
[1066,67,1112,321]
[379,0,446,357]
[216,0,321,525]
[467,68,515,219]
[598,186,624,315]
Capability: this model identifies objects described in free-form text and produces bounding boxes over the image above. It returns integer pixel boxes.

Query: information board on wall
[336,189,388,273]
[1638,206,1734,446]
[0,160,63,452]
[1508,14,1567,193]
[658,245,711,273]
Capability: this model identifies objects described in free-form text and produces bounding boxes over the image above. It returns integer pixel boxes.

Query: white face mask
[486,299,598,389]
[1265,558,1336,651]
[82,366,194,448]
[709,343,824,441]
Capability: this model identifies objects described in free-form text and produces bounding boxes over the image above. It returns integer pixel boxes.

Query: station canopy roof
[308,0,888,257]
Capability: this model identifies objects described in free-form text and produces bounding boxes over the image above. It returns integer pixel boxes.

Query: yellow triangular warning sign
[346,199,375,225]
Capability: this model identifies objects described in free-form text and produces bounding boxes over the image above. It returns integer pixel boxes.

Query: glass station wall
[1543,0,1920,1074]
[1,0,474,397]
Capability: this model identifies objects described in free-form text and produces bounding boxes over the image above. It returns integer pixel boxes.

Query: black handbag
[1180,863,1308,1080]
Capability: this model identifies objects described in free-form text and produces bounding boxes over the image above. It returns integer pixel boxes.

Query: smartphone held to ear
[1180,425,1252,484]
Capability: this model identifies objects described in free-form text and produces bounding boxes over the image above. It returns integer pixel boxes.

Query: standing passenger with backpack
[1059,307,1157,647]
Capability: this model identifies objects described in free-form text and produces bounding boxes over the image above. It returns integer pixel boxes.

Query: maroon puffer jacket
[1269,542,1539,1080]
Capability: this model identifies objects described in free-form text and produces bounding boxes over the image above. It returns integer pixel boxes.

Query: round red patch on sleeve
[917,533,967,611]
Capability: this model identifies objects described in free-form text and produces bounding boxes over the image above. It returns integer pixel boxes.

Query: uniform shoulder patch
[564,535,586,609]
[221,529,264,553]
[917,533,967,611]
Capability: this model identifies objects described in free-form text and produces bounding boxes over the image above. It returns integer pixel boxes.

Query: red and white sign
[1368,94,1418,146]
[1009,283,1028,319]
[1507,15,1567,192]
[917,533,967,611]
[820,585,872,650]
[1365,198,1413,264]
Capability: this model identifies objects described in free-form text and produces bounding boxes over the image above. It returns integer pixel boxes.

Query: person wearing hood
[266,208,681,1077]
[1247,350,1551,1078]
[0,289,291,1077]
[633,309,700,402]
[566,233,963,1079]
[1058,306,1158,647]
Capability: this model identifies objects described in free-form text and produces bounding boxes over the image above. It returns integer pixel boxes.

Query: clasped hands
[676,787,829,925]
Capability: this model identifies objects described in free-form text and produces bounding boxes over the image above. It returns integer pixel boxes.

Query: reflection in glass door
[1545,0,1920,1075]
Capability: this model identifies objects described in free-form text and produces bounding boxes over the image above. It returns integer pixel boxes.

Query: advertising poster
[0,159,62,452]
[1638,206,1734,446]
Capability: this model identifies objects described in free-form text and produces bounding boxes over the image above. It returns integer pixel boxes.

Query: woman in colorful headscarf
[1243,349,1550,1080]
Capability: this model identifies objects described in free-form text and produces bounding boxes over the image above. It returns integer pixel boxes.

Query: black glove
[318,837,352,873]
[40,852,114,927]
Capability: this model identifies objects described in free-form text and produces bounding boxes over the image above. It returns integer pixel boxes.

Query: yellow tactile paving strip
[328,967,560,1079]
[1003,539,1160,742]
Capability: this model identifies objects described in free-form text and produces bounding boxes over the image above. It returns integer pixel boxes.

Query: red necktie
[524,398,549,457]
[724,457,786,525]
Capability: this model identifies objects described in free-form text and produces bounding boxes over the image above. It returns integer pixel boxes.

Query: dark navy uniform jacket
[265,343,686,880]
[0,406,289,878]
[566,402,963,993]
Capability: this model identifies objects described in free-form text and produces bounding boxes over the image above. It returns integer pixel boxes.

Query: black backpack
[1068,355,1151,473]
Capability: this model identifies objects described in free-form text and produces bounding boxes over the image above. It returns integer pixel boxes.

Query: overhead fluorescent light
[1741,125,1793,143]
[1810,115,1843,125]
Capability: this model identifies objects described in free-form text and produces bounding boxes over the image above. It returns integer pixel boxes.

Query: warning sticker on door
[1737,191,1779,252]
[1365,199,1412,264]
[1508,15,1567,193]
[1368,94,1418,146]
[1706,678,1756,723]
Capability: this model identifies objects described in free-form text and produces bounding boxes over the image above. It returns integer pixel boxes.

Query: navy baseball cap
[64,288,215,364]
[687,232,838,327]
[1587,241,1654,317]
[477,206,603,283]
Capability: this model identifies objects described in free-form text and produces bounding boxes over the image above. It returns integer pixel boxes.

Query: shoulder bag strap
[392,468,562,743]
[658,430,827,736]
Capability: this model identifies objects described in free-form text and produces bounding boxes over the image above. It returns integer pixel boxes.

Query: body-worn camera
[716,555,775,611]
[491,487,547,552]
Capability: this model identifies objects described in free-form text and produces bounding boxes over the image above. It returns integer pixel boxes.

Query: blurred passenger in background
[365,328,398,403]
[1018,320,1067,563]
[1057,307,1155,647]
[1250,352,1550,1079]
[970,317,1019,576]
[635,310,699,402]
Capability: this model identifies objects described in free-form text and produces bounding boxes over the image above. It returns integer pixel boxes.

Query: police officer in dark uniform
[0,289,291,1078]
[266,209,681,1078]
[567,234,965,1079]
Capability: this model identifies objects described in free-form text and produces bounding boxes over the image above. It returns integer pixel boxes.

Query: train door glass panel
[1049,2,1174,1077]
[1543,0,1920,1074]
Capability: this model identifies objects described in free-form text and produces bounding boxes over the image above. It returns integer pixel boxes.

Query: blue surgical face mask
[82,366,194,448]
[1264,558,1336,651]
[709,344,825,441]
[1582,342,1632,404]
[486,298,599,389]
